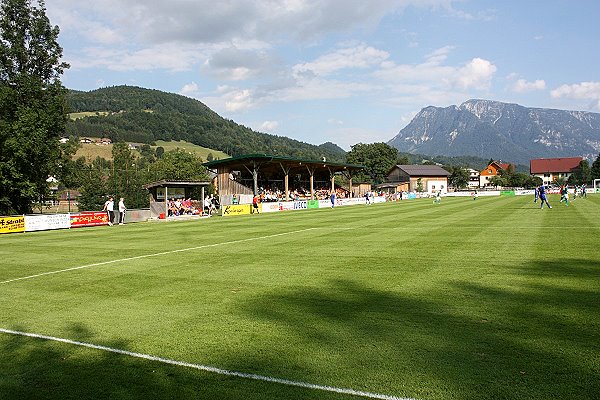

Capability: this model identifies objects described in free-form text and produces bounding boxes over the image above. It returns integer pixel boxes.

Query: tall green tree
[150,149,209,182]
[567,160,591,185]
[0,0,69,214]
[346,142,398,184]
[591,153,600,181]
[109,142,148,208]
[446,166,469,189]
[77,163,108,211]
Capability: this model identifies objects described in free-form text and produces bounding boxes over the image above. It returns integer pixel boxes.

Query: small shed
[143,180,211,218]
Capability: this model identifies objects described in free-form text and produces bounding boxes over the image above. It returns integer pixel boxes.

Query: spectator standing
[118,197,126,225]
[103,196,115,226]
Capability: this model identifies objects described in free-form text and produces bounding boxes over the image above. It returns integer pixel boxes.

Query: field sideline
[1,195,599,399]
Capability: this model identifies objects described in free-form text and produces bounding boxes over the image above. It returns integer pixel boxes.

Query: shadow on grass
[2,258,598,400]
[0,323,347,400]
[237,258,599,400]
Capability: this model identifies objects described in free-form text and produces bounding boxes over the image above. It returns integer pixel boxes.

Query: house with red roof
[479,161,513,188]
[530,157,583,185]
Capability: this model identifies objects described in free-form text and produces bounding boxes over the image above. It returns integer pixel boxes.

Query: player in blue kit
[538,185,552,209]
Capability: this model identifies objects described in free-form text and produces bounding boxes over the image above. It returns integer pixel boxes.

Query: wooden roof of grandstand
[530,157,583,174]
[203,154,365,174]
[143,180,211,189]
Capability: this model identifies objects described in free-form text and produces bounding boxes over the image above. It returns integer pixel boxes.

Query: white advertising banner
[278,201,295,211]
[25,213,71,232]
[318,200,332,208]
[293,200,308,210]
[261,202,281,213]
[340,198,366,206]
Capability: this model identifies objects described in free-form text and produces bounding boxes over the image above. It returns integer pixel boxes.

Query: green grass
[68,111,110,120]
[153,140,229,161]
[1,195,599,400]
[73,140,228,163]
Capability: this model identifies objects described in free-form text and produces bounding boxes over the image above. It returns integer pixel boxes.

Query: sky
[44,0,600,150]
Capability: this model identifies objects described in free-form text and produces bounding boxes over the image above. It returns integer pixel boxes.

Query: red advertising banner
[70,212,109,227]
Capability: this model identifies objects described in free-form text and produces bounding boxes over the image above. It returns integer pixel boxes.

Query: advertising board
[278,201,295,211]
[25,214,70,232]
[221,204,251,216]
[260,202,281,213]
[70,212,109,227]
[0,216,25,234]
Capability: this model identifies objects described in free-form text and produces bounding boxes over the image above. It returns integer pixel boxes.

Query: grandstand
[204,154,365,205]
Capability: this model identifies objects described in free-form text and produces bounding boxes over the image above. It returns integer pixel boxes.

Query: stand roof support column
[280,163,291,201]
[306,165,317,200]
[243,161,261,196]
[341,169,353,198]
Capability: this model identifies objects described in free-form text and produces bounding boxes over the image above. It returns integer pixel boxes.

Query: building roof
[203,154,365,175]
[480,161,513,176]
[530,157,582,174]
[394,164,450,177]
[143,180,211,190]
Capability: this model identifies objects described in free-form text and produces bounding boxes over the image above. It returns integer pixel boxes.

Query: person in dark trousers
[538,185,552,209]
[103,196,115,225]
[252,194,260,214]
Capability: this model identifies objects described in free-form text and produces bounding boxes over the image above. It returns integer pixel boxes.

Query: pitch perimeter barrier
[70,212,109,227]
[307,200,319,209]
[24,214,70,232]
[221,204,252,216]
[260,202,281,213]
[0,216,25,234]
[125,209,151,223]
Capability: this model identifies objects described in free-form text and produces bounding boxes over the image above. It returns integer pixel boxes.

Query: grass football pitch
[1,195,599,400]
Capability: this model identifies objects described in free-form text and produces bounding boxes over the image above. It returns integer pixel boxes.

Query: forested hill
[66,86,347,161]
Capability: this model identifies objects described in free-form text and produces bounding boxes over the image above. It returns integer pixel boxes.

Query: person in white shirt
[103,196,115,226]
[118,198,126,225]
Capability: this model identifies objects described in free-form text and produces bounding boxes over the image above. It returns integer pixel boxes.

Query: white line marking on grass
[1,228,317,285]
[0,328,414,400]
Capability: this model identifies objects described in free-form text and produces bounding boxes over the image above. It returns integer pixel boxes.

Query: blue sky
[45,0,600,150]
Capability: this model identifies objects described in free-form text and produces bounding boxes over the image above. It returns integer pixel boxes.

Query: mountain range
[388,99,600,164]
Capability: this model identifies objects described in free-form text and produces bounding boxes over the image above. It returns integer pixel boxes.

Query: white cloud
[375,50,496,92]
[424,45,455,65]
[47,0,466,74]
[48,0,454,46]
[202,47,279,81]
[224,89,257,112]
[293,45,389,77]
[453,58,497,90]
[551,81,600,99]
[68,44,206,72]
[259,120,279,132]
[511,78,546,93]
[551,81,600,110]
[180,82,201,98]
